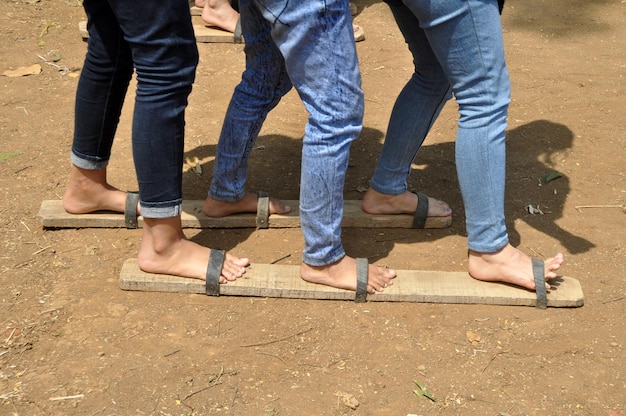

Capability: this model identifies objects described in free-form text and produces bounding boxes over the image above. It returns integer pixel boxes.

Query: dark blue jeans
[71,0,199,218]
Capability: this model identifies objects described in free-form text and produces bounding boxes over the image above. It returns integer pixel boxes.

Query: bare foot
[196,0,240,33]
[361,187,451,217]
[301,256,396,293]
[203,193,291,217]
[62,166,138,215]
[137,217,249,283]
[468,244,564,291]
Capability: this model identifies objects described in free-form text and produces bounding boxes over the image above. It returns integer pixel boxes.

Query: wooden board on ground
[38,199,452,229]
[78,21,241,44]
[78,21,88,39]
[192,24,242,44]
[119,259,584,307]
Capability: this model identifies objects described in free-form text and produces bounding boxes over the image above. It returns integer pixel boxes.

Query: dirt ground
[1,0,625,415]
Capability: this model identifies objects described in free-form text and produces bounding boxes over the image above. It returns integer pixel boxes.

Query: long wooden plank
[78,21,87,38]
[119,259,584,307]
[193,24,242,44]
[78,21,242,44]
[38,199,452,229]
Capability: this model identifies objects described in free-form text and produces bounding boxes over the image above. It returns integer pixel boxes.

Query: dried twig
[163,349,180,358]
[4,328,16,344]
[90,407,107,416]
[270,253,291,264]
[575,204,624,211]
[0,391,19,400]
[37,52,70,75]
[20,220,31,232]
[183,367,227,400]
[14,259,34,268]
[482,350,509,373]
[49,394,84,401]
[240,327,312,348]
[39,308,60,315]
[183,384,219,401]
[32,246,51,256]
[231,387,238,408]
[256,350,286,364]
[13,165,31,175]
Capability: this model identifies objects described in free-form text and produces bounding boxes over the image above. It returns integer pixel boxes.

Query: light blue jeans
[371,0,511,253]
[209,0,363,265]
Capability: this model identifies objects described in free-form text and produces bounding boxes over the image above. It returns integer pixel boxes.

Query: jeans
[71,0,199,218]
[209,0,363,265]
[371,0,511,253]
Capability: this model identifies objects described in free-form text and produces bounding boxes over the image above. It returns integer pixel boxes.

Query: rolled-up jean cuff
[468,236,509,254]
[70,152,108,170]
[141,203,183,219]
[302,245,346,267]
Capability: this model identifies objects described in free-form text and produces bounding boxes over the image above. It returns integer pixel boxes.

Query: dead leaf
[542,171,563,184]
[185,156,202,175]
[3,64,42,77]
[336,392,359,409]
[466,330,481,346]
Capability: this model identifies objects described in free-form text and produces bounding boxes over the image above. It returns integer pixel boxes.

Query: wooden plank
[78,21,88,39]
[119,259,584,307]
[192,24,242,44]
[38,199,452,229]
[78,21,242,44]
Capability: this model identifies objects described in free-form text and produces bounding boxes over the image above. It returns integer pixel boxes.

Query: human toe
[270,198,291,215]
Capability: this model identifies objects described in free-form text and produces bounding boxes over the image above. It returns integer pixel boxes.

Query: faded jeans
[209,0,363,265]
[371,0,511,252]
[70,0,198,218]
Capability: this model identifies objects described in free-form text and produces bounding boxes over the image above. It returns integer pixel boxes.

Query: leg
[119,0,249,279]
[196,0,364,42]
[252,0,394,291]
[404,0,563,288]
[203,0,292,218]
[198,0,240,32]
[468,246,564,291]
[75,0,248,280]
[137,216,248,282]
[63,166,135,215]
[63,1,135,215]
[363,0,451,219]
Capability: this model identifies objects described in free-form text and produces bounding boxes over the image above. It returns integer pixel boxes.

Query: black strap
[355,258,368,303]
[532,258,548,309]
[412,192,429,229]
[125,192,139,229]
[205,250,225,296]
[256,192,269,229]
[233,17,242,44]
